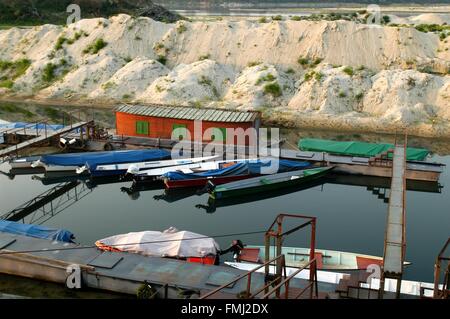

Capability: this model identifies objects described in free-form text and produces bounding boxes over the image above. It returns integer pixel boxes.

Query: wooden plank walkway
[0,122,88,159]
[383,145,406,276]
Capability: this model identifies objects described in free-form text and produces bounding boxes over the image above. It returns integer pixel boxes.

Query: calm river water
[0,101,449,297]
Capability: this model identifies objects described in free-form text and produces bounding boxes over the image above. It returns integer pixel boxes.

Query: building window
[136,121,149,135]
[172,124,187,140]
[211,127,227,142]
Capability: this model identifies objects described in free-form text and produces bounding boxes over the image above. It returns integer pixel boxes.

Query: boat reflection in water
[196,174,444,213]
[197,179,329,214]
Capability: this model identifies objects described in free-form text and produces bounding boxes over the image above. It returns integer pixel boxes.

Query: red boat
[164,174,253,189]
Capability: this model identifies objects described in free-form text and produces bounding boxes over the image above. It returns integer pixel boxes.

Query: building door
[136,121,149,135]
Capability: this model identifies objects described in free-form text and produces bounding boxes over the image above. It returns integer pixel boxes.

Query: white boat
[86,155,220,177]
[226,261,439,297]
[237,245,411,271]
[133,158,258,182]
[9,156,42,169]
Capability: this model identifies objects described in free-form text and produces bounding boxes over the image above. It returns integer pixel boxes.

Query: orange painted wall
[115,112,257,145]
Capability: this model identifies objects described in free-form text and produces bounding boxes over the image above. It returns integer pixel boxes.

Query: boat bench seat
[238,248,261,263]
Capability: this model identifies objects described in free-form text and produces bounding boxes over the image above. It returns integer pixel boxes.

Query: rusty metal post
[275,216,283,298]
[309,217,316,282]
[264,231,270,294]
[246,273,252,298]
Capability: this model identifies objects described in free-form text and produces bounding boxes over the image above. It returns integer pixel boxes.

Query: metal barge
[0,232,322,299]
[280,149,444,182]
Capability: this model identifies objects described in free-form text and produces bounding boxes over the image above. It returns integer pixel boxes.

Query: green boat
[298,138,430,161]
[210,166,333,200]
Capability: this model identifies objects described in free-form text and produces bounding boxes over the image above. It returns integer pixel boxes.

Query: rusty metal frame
[433,237,450,299]
[200,213,318,299]
[199,254,286,299]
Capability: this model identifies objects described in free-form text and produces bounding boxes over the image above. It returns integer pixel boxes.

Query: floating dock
[0,232,324,299]
[381,143,407,298]
[0,121,92,161]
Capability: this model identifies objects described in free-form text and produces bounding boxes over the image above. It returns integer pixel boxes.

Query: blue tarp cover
[0,122,64,130]
[163,159,312,181]
[40,149,171,167]
[0,220,75,243]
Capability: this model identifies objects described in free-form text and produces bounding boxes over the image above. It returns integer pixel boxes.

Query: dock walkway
[0,122,89,160]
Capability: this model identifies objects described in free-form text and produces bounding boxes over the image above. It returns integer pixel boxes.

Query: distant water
[154,0,450,17]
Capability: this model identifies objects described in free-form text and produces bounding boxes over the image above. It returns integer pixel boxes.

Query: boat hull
[164,174,253,189]
[212,167,332,200]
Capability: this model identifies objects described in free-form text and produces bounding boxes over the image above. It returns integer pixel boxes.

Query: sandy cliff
[0,14,449,136]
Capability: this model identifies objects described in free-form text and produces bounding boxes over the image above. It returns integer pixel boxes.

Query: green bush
[83,38,107,54]
[54,36,67,50]
[177,23,187,33]
[258,17,268,23]
[343,66,354,76]
[156,55,167,65]
[298,57,310,66]
[247,61,261,67]
[291,16,302,21]
[199,54,210,61]
[338,91,347,98]
[263,82,282,97]
[272,15,283,21]
[198,75,212,86]
[42,63,57,82]
[314,72,324,81]
[0,79,14,88]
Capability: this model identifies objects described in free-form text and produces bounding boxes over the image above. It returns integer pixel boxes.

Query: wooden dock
[381,143,407,298]
[0,122,91,160]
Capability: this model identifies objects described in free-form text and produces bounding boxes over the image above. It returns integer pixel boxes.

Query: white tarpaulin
[95,227,220,258]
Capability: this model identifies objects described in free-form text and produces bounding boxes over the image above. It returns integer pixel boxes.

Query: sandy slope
[0,13,449,137]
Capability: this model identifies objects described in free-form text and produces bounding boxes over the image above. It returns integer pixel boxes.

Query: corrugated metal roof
[115,104,259,123]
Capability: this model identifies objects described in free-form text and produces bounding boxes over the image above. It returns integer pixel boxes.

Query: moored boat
[9,155,42,169]
[87,155,219,177]
[299,138,430,161]
[237,245,411,271]
[163,159,313,189]
[210,166,333,200]
[133,158,257,184]
[31,149,171,174]
[95,227,220,265]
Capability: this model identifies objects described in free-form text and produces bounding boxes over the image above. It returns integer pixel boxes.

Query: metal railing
[260,258,318,299]
[200,254,287,299]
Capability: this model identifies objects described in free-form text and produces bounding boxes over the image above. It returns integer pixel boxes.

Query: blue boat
[163,159,313,189]
[0,220,75,243]
[32,149,171,175]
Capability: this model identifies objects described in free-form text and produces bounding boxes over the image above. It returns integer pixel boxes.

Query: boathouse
[115,104,261,145]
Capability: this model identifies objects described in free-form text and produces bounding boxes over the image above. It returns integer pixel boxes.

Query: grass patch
[0,103,33,117]
[256,73,276,85]
[343,66,354,76]
[82,38,107,55]
[0,79,14,89]
[263,82,282,97]
[42,63,58,82]
[247,61,261,67]
[297,57,310,66]
[198,75,212,86]
[156,55,167,65]
[177,23,187,34]
[0,59,31,79]
[199,54,210,61]
[258,17,268,23]
[54,36,67,50]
